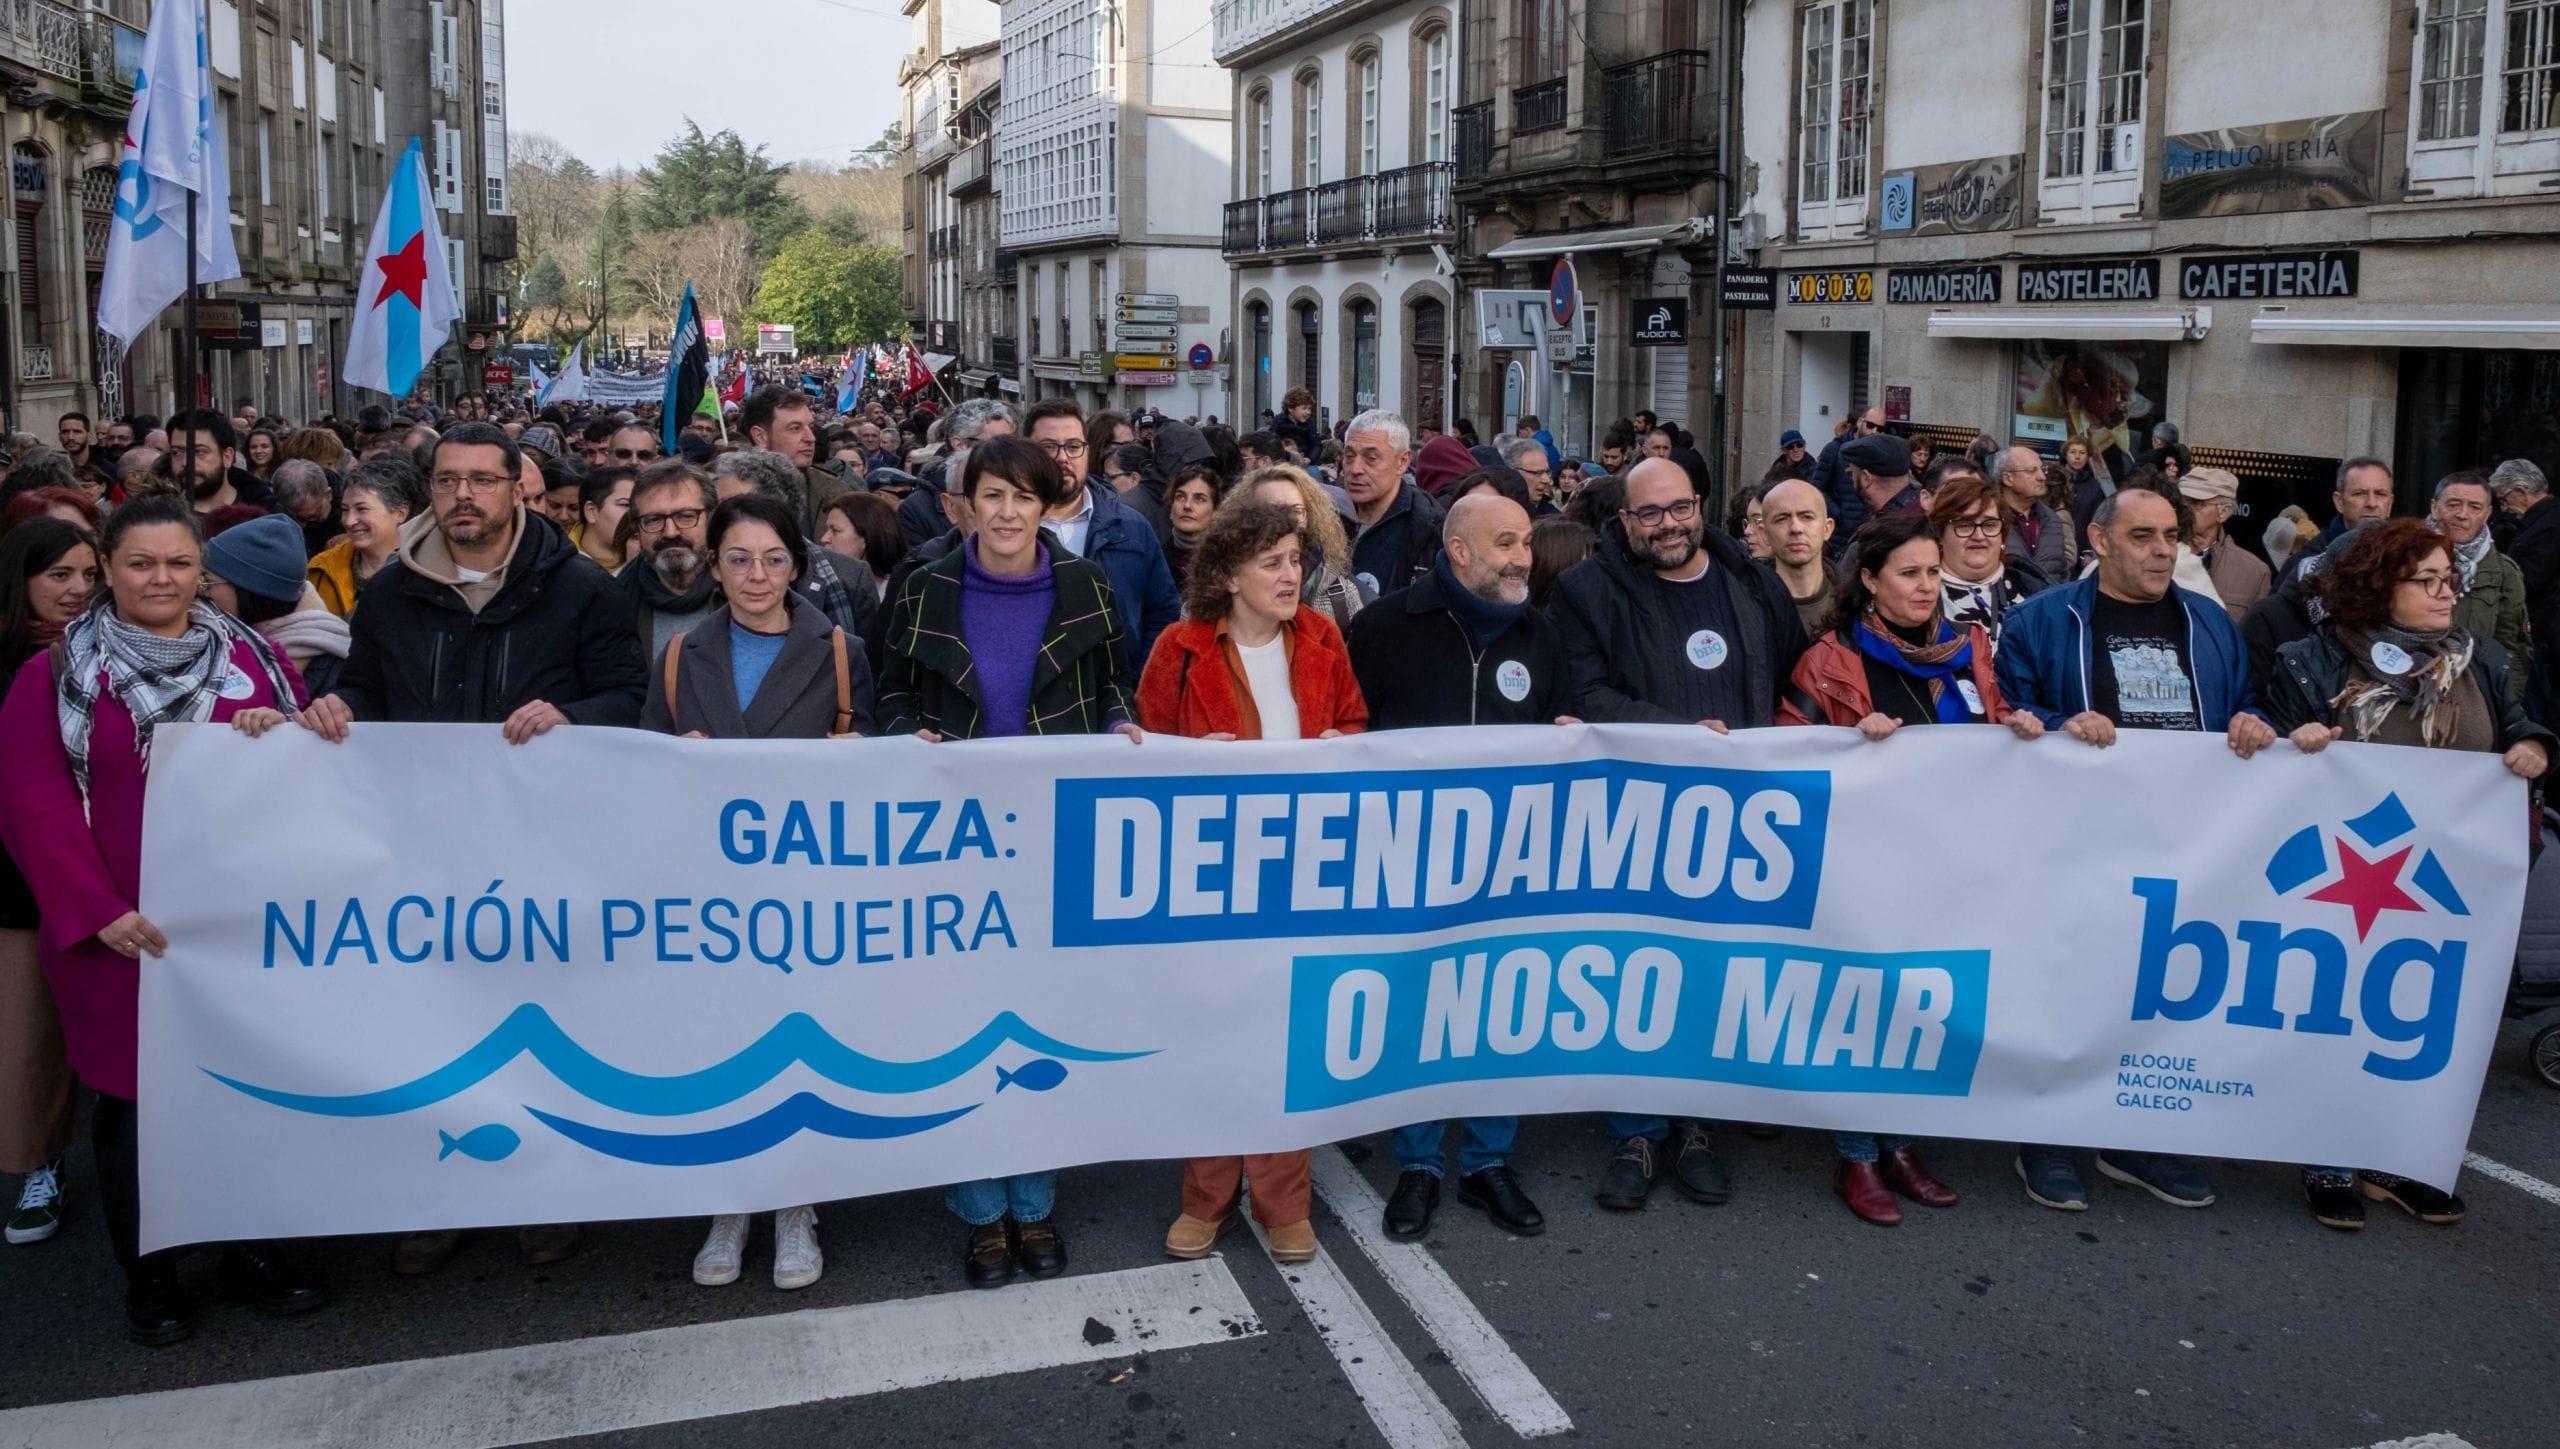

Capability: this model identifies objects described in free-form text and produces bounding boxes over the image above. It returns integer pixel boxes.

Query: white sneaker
[693,1214,749,1286]
[771,1204,822,1291]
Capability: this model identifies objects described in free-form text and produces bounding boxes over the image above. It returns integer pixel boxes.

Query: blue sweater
[959,539,1056,737]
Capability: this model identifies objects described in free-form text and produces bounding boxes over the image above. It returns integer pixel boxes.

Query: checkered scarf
[54,599,299,797]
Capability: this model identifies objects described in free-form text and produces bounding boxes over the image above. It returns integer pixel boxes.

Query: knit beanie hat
[204,512,310,605]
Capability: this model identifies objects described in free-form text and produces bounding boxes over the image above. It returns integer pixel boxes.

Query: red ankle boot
[1879,1146,1959,1208]
[1834,1159,1902,1226]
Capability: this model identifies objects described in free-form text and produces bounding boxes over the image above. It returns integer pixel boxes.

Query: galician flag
[96,0,243,345]
[343,138,460,398]
[836,346,868,414]
[542,341,587,405]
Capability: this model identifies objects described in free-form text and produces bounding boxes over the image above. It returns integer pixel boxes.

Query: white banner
[139,724,2525,1250]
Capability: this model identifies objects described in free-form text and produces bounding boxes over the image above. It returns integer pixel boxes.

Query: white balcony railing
[1211,0,1359,64]
[0,0,85,82]
[20,344,55,382]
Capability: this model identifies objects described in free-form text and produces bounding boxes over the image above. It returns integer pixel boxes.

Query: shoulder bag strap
[830,627,852,735]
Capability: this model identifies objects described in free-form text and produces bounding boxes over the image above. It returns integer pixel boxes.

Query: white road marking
[2464,1150,2560,1207]
[0,1259,1263,1449]
[1310,1149,1574,1438]
[2341,1435,2479,1449]
[1247,1216,1471,1449]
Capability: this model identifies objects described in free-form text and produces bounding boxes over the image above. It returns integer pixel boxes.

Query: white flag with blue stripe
[96,0,244,346]
[343,138,460,398]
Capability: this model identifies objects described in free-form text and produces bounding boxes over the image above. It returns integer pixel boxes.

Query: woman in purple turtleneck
[874,434,1139,1289]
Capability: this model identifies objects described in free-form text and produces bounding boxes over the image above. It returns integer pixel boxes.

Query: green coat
[2456,547,2531,704]
[875,540,1134,739]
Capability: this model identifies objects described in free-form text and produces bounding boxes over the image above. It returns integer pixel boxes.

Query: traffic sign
[1114,323,1179,341]
[1115,338,1179,355]
[1115,353,1178,370]
[1549,256,1580,329]
[1118,370,1178,387]
[1116,292,1179,308]
[1116,306,1179,324]
[1188,343,1213,370]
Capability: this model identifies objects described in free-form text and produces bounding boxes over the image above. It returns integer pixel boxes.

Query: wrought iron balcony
[1605,50,1716,159]
[1513,77,1568,136]
[1222,197,1263,256]
[1454,102,1493,182]
[1373,161,1452,237]
[1265,187,1312,250]
[1314,176,1372,244]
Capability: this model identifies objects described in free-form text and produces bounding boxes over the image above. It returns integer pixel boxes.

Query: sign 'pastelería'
[136,725,2524,1250]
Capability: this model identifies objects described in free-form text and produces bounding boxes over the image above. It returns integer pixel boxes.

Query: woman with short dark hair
[876,434,1139,1289]
[1137,503,1365,1264]
[2268,515,2554,1232]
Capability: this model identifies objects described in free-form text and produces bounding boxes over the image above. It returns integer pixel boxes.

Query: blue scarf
[1850,615,1977,724]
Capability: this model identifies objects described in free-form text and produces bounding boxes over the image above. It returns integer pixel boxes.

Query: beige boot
[1164,1212,1233,1259]
[1265,1220,1317,1263]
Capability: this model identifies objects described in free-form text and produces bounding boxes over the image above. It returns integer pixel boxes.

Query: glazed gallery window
[1250,89,1272,195]
[1301,72,1323,187]
[1421,30,1450,163]
[2411,0,2560,197]
[1795,0,1871,237]
[2040,0,2147,222]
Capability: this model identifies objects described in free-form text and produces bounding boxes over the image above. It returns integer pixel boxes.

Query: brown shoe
[390,1229,462,1276]
[1265,1220,1318,1263]
[1833,1160,1902,1226]
[516,1223,582,1265]
[1164,1213,1235,1259]
[1878,1147,1959,1208]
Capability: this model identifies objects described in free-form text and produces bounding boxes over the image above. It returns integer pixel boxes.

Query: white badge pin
[1686,629,1728,671]
[1955,678,1984,714]
[2370,640,2413,677]
[215,666,257,701]
[1495,659,1532,702]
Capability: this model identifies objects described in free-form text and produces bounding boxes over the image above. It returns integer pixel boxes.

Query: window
[1796,0,1871,236]
[1299,71,1322,186]
[316,132,331,229]
[1356,52,1380,176]
[1250,88,1272,194]
[2410,0,2560,196]
[13,143,50,364]
[1348,299,1378,413]
[257,113,273,205]
[1250,301,1272,419]
[1520,0,1568,81]
[2039,0,2146,221]
[1295,300,1320,397]
[1421,31,1450,164]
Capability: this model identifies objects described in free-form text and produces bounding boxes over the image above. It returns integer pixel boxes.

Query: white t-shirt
[1234,633,1301,741]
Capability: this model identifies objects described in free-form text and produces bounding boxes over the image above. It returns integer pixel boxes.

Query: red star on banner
[2306,840,2423,941]
[369,231,427,311]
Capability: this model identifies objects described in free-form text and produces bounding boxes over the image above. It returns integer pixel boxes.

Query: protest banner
[138,723,2523,1250]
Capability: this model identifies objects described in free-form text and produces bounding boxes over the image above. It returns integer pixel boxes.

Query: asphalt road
[2,1018,2554,1449]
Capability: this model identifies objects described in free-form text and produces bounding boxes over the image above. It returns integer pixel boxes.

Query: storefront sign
[195,300,260,351]
[482,363,514,387]
[2017,258,2160,304]
[2160,111,2382,220]
[1632,296,1688,347]
[261,319,289,348]
[1077,351,1106,381]
[1785,270,1875,306]
[2177,250,2360,300]
[1880,153,2023,236]
[1720,269,1776,311]
[1886,265,2002,306]
[1884,384,1911,423]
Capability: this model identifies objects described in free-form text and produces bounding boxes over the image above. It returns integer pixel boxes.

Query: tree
[750,229,902,351]
[636,120,808,258]
[783,161,901,247]
[850,122,902,169]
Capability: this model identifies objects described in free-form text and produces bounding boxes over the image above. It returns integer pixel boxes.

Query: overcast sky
[507,0,909,173]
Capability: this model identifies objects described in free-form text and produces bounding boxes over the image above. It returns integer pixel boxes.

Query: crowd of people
[0,377,2549,1345]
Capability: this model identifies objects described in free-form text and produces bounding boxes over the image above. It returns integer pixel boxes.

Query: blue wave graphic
[206,1005,1153,1118]
[527,1093,977,1166]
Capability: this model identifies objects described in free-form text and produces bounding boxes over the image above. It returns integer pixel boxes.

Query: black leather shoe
[1458,1167,1544,1236]
[1670,1122,1731,1205]
[1383,1171,1440,1239]
[217,1242,330,1316]
[2361,1170,2465,1224]
[1594,1135,1657,1210]
[125,1270,197,1348]
[963,1217,1016,1288]
[2304,1171,2365,1231]
[1012,1217,1067,1279]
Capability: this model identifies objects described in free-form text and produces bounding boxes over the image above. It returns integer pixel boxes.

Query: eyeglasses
[1855,420,1881,433]
[1034,438,1088,459]
[636,507,707,535]
[429,473,514,497]
[611,446,662,462]
[1947,516,2005,539]
[718,550,796,577]
[1623,497,1700,527]
[1107,471,1140,488]
[2400,572,2458,596]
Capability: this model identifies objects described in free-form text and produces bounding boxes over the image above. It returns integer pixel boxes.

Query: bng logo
[2128,793,2472,1081]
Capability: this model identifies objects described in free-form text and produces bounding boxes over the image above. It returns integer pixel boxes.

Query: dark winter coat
[2264,627,2553,757]
[1549,519,1809,728]
[874,542,1133,739]
[1348,481,1446,597]
[1348,567,1573,729]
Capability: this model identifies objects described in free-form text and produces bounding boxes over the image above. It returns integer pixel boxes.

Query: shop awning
[1925,308,2210,343]
[1485,218,1708,261]
[2248,312,2560,350]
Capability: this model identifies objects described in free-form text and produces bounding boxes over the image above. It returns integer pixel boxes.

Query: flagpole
[180,186,198,416]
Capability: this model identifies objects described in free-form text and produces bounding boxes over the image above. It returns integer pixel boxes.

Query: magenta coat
[0,640,306,1099]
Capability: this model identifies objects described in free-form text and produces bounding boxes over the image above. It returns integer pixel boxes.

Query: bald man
[1346,491,1573,1241]
[1760,478,1837,631]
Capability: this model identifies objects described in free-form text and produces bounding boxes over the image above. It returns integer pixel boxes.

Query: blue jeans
[1392,1117,1516,1178]
[1833,1132,1911,1163]
[945,1171,1055,1226]
[1606,1113,1668,1142]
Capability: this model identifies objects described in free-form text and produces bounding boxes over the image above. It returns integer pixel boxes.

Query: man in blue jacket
[1994,486,2276,1216]
[1023,398,1179,680]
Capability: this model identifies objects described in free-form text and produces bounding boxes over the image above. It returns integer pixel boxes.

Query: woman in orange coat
[1776,511,2045,1228]
[1135,501,1367,1264]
